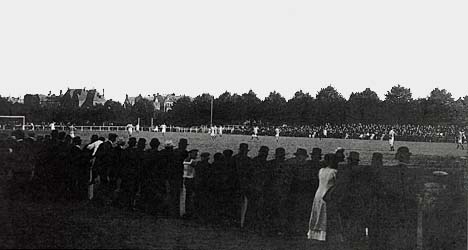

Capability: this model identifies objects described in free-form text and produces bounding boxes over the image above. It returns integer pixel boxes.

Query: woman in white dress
[308,153,338,241]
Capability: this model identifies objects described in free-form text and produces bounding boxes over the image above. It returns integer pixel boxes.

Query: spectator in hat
[233,143,253,228]
[211,152,231,221]
[222,149,237,222]
[265,147,291,235]
[195,152,211,220]
[249,145,269,231]
[287,148,311,234]
[159,140,178,217]
[385,146,415,250]
[121,137,139,210]
[141,138,162,214]
[366,152,389,250]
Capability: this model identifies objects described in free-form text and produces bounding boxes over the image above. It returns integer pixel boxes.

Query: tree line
[1,85,467,127]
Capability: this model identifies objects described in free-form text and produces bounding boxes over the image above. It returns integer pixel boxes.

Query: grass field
[55,130,468,165]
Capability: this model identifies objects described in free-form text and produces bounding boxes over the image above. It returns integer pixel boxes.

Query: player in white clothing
[126,124,134,137]
[251,126,259,140]
[275,127,280,142]
[50,122,56,130]
[218,126,223,137]
[389,128,396,151]
[457,130,466,150]
[161,124,167,136]
[210,126,217,140]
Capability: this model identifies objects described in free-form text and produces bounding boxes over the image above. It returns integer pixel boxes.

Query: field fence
[0,124,242,134]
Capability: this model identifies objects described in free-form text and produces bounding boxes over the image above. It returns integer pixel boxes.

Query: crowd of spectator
[1,128,462,249]
[230,123,463,143]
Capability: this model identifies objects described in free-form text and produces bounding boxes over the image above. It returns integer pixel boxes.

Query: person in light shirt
[275,127,280,142]
[161,124,167,136]
[181,149,199,218]
[389,128,396,151]
[456,130,466,150]
[218,125,223,137]
[50,122,56,131]
[126,124,134,137]
[251,126,259,140]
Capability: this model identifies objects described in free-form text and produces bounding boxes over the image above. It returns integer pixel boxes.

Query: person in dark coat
[159,140,178,217]
[384,146,416,250]
[286,148,311,234]
[249,145,269,231]
[222,149,237,222]
[141,138,162,214]
[171,138,189,215]
[93,133,118,205]
[194,152,211,220]
[68,136,88,200]
[365,152,389,250]
[210,152,229,221]
[233,143,253,228]
[121,137,139,210]
[264,147,291,235]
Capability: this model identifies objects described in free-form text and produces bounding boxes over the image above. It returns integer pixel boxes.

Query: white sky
[1,0,467,102]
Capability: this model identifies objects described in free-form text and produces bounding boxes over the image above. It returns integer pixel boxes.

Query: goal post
[0,115,26,130]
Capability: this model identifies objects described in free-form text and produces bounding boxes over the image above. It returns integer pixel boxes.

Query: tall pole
[210,96,213,128]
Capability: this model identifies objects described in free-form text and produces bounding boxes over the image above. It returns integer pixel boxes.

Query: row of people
[2,130,437,249]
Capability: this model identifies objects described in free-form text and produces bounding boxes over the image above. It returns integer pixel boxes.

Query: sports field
[63,130,467,165]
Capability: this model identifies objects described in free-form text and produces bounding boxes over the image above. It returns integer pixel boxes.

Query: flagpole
[210,96,213,128]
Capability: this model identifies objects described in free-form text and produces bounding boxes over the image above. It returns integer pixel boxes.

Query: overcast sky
[1,0,467,102]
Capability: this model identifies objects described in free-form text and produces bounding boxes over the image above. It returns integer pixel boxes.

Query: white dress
[307,167,337,241]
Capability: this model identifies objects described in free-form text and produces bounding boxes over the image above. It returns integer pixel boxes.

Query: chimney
[102,89,105,98]
[60,90,62,96]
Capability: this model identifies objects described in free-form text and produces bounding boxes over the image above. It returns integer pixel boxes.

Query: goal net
[0,116,26,130]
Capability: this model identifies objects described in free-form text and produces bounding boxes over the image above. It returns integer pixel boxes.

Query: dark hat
[58,131,66,140]
[372,152,383,162]
[72,136,82,145]
[90,134,99,142]
[214,152,224,161]
[239,143,249,152]
[311,147,322,156]
[275,147,286,157]
[259,146,269,153]
[396,146,412,156]
[150,138,160,148]
[223,149,234,157]
[294,148,308,157]
[200,152,210,158]
[324,153,336,163]
[348,151,360,161]
[179,138,189,145]
[138,138,147,144]
[108,133,118,142]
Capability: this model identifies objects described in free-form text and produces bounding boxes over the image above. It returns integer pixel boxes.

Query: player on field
[218,125,223,137]
[456,130,466,150]
[251,126,259,140]
[126,123,134,137]
[50,122,56,130]
[161,124,167,136]
[275,127,280,142]
[389,128,396,151]
[210,126,217,140]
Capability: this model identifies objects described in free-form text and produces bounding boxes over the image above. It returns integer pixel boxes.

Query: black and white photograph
[0,1,467,249]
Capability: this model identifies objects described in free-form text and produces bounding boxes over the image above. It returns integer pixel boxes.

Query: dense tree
[315,86,347,124]
[1,85,467,127]
[347,88,381,124]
